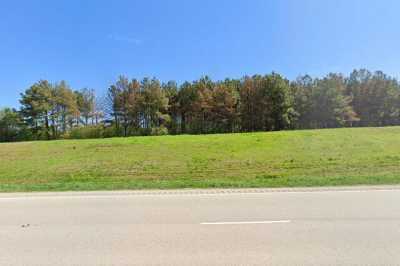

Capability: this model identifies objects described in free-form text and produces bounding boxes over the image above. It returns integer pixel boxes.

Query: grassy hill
[1,127,400,192]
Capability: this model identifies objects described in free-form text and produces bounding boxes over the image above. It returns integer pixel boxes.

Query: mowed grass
[1,127,400,192]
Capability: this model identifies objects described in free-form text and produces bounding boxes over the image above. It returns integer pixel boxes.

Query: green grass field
[1,127,400,192]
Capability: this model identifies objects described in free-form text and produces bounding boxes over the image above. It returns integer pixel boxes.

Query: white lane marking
[201,220,291,225]
[0,187,399,200]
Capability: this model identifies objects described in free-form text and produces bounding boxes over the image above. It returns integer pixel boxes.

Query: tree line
[1,69,400,142]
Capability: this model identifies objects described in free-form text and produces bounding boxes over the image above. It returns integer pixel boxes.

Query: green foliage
[292,73,359,128]
[20,80,53,139]
[102,125,120,138]
[347,69,400,126]
[240,73,294,132]
[75,88,95,125]
[0,108,30,142]
[67,125,105,139]
[16,80,102,142]
[3,68,400,142]
[151,126,169,136]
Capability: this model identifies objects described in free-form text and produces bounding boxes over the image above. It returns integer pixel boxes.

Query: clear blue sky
[1,0,400,108]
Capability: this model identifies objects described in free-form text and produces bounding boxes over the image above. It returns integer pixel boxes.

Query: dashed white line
[1,186,400,200]
[201,220,291,225]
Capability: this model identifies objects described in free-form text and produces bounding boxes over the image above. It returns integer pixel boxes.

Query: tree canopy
[1,69,400,142]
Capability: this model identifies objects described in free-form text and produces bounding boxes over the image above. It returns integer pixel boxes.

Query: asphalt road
[1,187,400,265]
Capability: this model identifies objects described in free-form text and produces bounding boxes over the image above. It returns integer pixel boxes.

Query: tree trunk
[45,115,50,140]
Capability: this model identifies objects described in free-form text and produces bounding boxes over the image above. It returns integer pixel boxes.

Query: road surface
[1,187,400,265]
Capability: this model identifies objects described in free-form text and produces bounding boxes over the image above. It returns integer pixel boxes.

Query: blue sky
[1,0,400,108]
